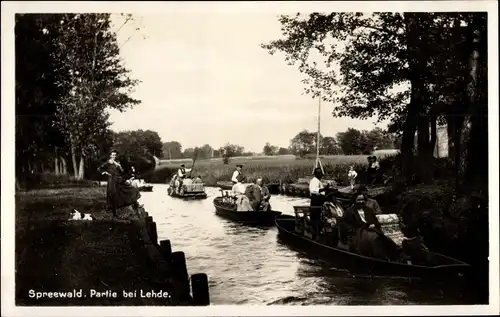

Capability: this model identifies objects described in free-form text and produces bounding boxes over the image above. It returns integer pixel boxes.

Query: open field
[156,154,297,167]
[148,154,396,186]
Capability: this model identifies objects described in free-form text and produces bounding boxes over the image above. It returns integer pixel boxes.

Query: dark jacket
[343,204,382,233]
[244,184,262,211]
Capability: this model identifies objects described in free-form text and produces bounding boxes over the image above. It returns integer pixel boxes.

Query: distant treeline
[161,127,399,164]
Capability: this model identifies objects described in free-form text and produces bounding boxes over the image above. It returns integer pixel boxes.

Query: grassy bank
[148,154,379,185]
[17,173,98,191]
[15,187,186,306]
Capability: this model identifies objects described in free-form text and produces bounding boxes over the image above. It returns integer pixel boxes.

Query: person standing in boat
[309,167,330,240]
[177,163,192,193]
[98,150,142,217]
[231,164,244,184]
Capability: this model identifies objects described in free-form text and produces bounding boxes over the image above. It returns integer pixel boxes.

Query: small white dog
[69,209,93,221]
[69,209,82,220]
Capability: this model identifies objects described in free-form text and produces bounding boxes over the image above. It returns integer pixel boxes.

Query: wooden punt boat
[138,184,153,192]
[131,179,154,192]
[167,178,208,199]
[275,214,470,278]
[280,176,336,197]
[216,181,281,194]
[213,196,281,226]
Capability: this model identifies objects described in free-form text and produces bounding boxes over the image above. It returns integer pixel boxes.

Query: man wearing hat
[309,167,330,240]
[177,163,192,192]
[355,184,383,215]
[231,164,245,184]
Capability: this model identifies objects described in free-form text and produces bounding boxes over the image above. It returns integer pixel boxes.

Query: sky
[108,13,387,153]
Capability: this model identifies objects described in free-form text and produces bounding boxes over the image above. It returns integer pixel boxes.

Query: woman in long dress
[232,182,252,211]
[98,150,141,216]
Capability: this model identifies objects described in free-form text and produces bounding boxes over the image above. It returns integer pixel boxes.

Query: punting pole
[313,94,324,174]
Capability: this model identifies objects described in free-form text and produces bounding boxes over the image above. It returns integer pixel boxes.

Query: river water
[138,184,481,305]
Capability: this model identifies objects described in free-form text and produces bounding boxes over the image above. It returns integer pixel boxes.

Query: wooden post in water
[171,251,190,300]
[159,239,172,260]
[147,222,158,245]
[191,273,210,306]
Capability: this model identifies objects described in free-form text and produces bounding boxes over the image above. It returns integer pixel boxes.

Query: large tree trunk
[70,136,79,179]
[77,152,85,180]
[443,15,468,184]
[55,156,60,175]
[60,157,68,175]
[464,14,488,193]
[430,115,437,156]
[417,114,433,183]
[447,116,456,160]
[447,112,465,179]
[403,13,431,184]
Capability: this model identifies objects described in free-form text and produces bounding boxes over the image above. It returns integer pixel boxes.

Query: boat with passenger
[167,175,208,199]
[217,180,281,195]
[213,179,281,226]
[276,193,470,278]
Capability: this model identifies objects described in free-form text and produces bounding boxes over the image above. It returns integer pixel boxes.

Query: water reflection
[137,184,480,305]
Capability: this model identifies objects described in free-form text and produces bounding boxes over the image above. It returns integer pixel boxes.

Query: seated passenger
[193,176,203,184]
[399,220,433,265]
[171,175,180,194]
[256,177,272,212]
[244,179,263,211]
[320,191,344,246]
[342,194,400,260]
[355,184,383,215]
[232,182,252,211]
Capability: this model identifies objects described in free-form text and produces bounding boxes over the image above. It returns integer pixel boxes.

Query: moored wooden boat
[138,184,154,192]
[216,181,281,194]
[280,182,392,203]
[280,176,337,197]
[275,214,470,278]
[213,196,281,226]
[216,181,241,190]
[131,179,154,192]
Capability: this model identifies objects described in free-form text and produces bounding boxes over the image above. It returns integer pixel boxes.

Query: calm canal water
[138,184,481,305]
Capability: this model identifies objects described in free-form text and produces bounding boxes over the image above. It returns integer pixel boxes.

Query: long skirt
[260,201,271,212]
[107,178,141,212]
[352,227,400,260]
[235,195,253,211]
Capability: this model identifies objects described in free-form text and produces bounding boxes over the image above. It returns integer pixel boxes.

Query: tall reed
[146,155,384,186]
